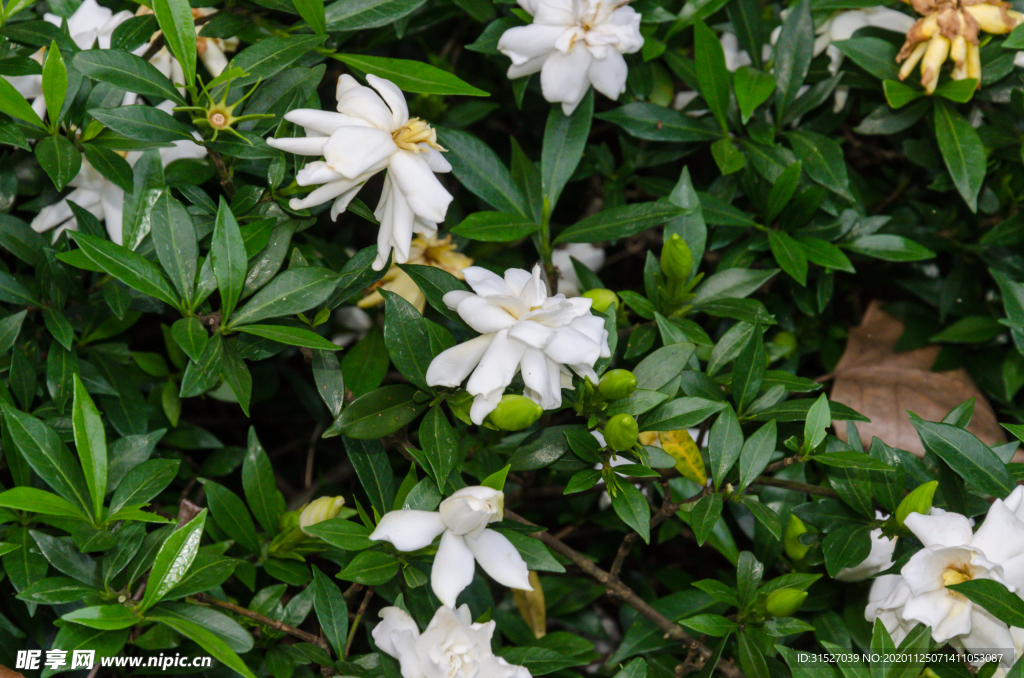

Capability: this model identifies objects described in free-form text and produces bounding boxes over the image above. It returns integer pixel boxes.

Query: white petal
[284,109,371,135]
[540,48,593,115]
[835,529,897,582]
[367,74,410,129]
[902,589,968,642]
[904,511,974,547]
[100,185,125,245]
[387,151,453,223]
[508,54,549,79]
[371,607,419,658]
[464,528,532,591]
[865,7,916,33]
[289,180,363,211]
[470,390,503,425]
[426,334,495,388]
[337,81,395,131]
[368,510,447,551]
[323,127,398,179]
[543,326,602,366]
[503,268,534,296]
[507,320,556,349]
[296,161,345,186]
[463,267,514,297]
[587,50,628,100]
[466,329,527,400]
[971,500,1024,565]
[422,148,451,173]
[431,531,476,607]
[901,545,971,596]
[442,290,475,311]
[456,296,517,334]
[520,347,559,410]
[267,136,328,156]
[497,25,562,66]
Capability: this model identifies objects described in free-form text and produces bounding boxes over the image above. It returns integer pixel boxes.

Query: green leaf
[882,79,925,109]
[140,509,207,612]
[844,235,935,262]
[934,77,977,103]
[337,550,399,585]
[324,0,426,30]
[313,349,346,419]
[796,236,855,273]
[203,480,261,553]
[242,429,285,536]
[303,519,374,550]
[804,393,831,451]
[738,420,777,490]
[73,49,185,105]
[400,264,469,323]
[823,524,872,576]
[766,162,801,223]
[234,324,341,350]
[312,566,347,656]
[332,54,488,96]
[734,66,775,124]
[2,404,93,519]
[419,406,459,489]
[0,487,88,518]
[35,135,81,191]
[691,493,723,545]
[72,375,107,522]
[934,99,985,212]
[814,450,895,472]
[692,268,778,307]
[641,397,727,431]
[82,144,134,193]
[382,289,434,391]
[732,322,765,414]
[149,610,257,678]
[481,464,510,491]
[229,267,340,326]
[911,418,1015,497]
[554,202,683,244]
[338,385,428,440]
[435,128,528,217]
[0,72,45,127]
[451,211,537,242]
[293,0,326,35]
[785,130,852,201]
[694,21,731,132]
[737,629,770,678]
[62,605,141,630]
[832,38,900,80]
[230,35,326,86]
[69,231,180,308]
[41,40,67,127]
[773,0,813,120]
[152,0,197,88]
[947,579,1024,628]
[596,102,721,142]
[212,198,247,321]
[150,193,197,306]
[767,231,808,286]
[90,105,196,143]
[542,88,592,208]
[709,405,743,490]
[610,479,651,543]
[743,497,782,539]
[710,137,745,175]
[108,459,180,516]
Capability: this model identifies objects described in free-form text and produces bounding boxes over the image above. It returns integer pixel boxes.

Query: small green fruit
[660,234,693,282]
[599,369,638,401]
[765,588,808,617]
[488,395,544,431]
[604,413,639,452]
[582,289,619,314]
[895,480,938,528]
[783,514,810,561]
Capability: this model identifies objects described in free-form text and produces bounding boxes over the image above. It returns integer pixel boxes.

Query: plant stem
[191,592,332,655]
[537,196,558,293]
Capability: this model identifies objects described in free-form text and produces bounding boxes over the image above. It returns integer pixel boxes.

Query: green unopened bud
[488,395,544,431]
[300,496,346,535]
[582,289,619,315]
[278,510,301,533]
[895,480,938,528]
[599,369,638,401]
[604,413,639,452]
[784,514,810,561]
[661,234,693,282]
[765,588,807,617]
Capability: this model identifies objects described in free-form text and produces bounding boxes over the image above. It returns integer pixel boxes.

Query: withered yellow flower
[897,0,1023,93]
[358,234,473,313]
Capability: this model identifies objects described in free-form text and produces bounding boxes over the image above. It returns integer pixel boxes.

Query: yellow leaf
[658,429,706,486]
[512,571,546,639]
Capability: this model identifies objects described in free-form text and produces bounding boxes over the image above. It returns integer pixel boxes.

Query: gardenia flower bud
[496,0,644,115]
[866,487,1024,668]
[661,234,693,282]
[488,395,544,431]
[299,496,346,535]
[598,369,637,401]
[372,605,533,678]
[765,588,808,617]
[603,413,639,452]
[581,288,618,314]
[267,74,454,271]
[784,514,811,561]
[425,265,610,425]
[369,486,532,607]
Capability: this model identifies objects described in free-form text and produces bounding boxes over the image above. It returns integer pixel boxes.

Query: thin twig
[344,588,374,658]
[750,477,839,498]
[192,592,332,655]
[503,509,743,678]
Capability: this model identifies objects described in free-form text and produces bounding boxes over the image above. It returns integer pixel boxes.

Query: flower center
[942,564,973,591]
[392,118,445,153]
[208,110,229,129]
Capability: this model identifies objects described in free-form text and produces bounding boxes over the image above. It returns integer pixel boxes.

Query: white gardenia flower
[551,243,605,297]
[5,0,133,118]
[425,264,611,424]
[835,511,897,582]
[866,491,1024,667]
[369,486,532,607]
[770,8,914,112]
[373,605,532,678]
[496,0,644,115]
[266,74,453,271]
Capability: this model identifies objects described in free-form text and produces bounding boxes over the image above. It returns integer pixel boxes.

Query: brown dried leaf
[830,301,1006,456]
[0,667,26,678]
[512,571,546,639]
